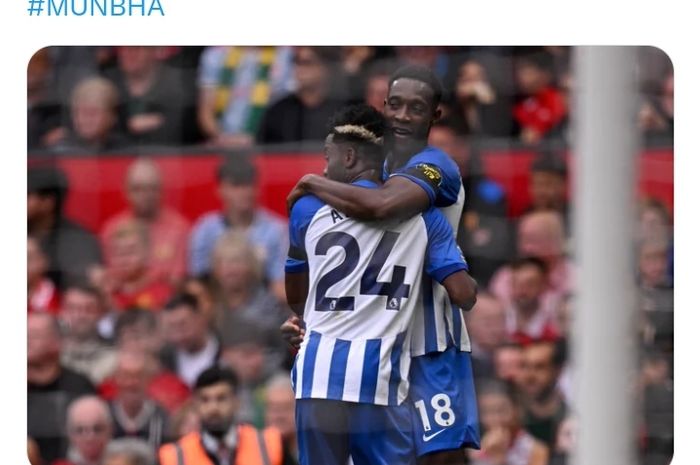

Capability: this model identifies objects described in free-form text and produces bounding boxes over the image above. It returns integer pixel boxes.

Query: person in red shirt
[99,309,191,414]
[28,235,61,314]
[513,51,567,145]
[104,219,172,312]
[100,157,189,287]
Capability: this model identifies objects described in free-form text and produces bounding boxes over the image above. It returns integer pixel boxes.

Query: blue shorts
[296,398,416,465]
[408,346,481,456]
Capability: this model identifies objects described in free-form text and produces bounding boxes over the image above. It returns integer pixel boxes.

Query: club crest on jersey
[329,299,337,310]
[388,297,400,310]
[417,163,442,187]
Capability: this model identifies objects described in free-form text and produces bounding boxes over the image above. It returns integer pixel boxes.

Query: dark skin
[286,78,442,221]
[284,133,478,343]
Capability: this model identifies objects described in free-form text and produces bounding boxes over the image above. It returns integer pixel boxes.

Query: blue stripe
[301,331,322,397]
[452,304,462,348]
[388,331,407,406]
[291,359,298,392]
[359,339,381,403]
[327,339,351,400]
[422,274,438,353]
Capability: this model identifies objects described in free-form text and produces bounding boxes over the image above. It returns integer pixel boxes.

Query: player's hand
[280,315,305,350]
[287,174,316,213]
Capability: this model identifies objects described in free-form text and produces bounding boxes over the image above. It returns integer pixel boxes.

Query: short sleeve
[285,195,324,274]
[389,147,462,208]
[422,208,468,283]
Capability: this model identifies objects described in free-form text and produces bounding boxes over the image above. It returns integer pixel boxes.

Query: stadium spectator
[504,257,560,345]
[519,340,568,449]
[638,237,673,359]
[363,62,392,112]
[464,293,508,380]
[210,231,290,334]
[493,342,526,386]
[108,350,170,450]
[102,438,156,465]
[28,165,102,290]
[28,436,44,465]
[100,158,189,286]
[513,50,567,145]
[105,46,193,146]
[427,120,511,285]
[639,350,673,465]
[158,366,286,465]
[256,46,346,145]
[167,400,200,441]
[197,46,295,149]
[59,283,117,385]
[188,156,288,300]
[218,319,275,428]
[489,211,573,305]
[53,396,113,465]
[29,235,61,314]
[28,313,96,464]
[180,276,216,325]
[548,415,576,465]
[103,220,172,312]
[52,76,129,153]
[638,71,673,143]
[160,293,221,388]
[99,310,191,415]
[395,46,451,82]
[28,48,64,150]
[469,380,548,465]
[524,151,570,234]
[451,57,515,138]
[264,374,299,465]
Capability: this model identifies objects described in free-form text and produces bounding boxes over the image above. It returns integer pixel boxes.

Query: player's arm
[288,174,430,222]
[285,271,308,317]
[424,208,478,311]
[442,271,478,311]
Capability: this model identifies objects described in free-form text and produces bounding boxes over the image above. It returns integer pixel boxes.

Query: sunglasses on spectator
[70,424,109,436]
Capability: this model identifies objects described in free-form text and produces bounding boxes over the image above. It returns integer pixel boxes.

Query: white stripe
[294,343,306,398]
[373,335,394,405]
[342,340,366,403]
[310,335,335,399]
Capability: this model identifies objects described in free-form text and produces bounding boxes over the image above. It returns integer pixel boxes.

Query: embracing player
[286,104,476,465]
[287,65,481,464]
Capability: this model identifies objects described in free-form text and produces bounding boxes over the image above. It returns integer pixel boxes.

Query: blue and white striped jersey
[285,180,467,406]
[384,145,471,356]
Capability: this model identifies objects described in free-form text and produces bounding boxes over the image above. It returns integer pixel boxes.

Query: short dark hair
[114,308,157,338]
[27,165,69,214]
[531,151,568,177]
[194,366,239,393]
[388,64,444,107]
[217,156,257,186]
[64,282,102,302]
[163,293,199,314]
[510,256,548,275]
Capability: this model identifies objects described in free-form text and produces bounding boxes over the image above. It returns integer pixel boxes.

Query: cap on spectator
[531,151,568,177]
[217,156,258,186]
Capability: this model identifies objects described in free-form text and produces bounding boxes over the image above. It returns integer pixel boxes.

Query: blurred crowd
[28,46,673,155]
[27,46,673,465]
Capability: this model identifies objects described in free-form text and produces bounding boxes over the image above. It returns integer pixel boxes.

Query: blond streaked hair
[332,124,382,145]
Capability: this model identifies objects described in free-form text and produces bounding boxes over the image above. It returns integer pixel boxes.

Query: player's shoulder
[290,194,326,220]
[408,146,460,176]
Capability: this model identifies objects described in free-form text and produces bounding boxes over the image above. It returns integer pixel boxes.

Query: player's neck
[347,167,380,184]
[387,141,428,171]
